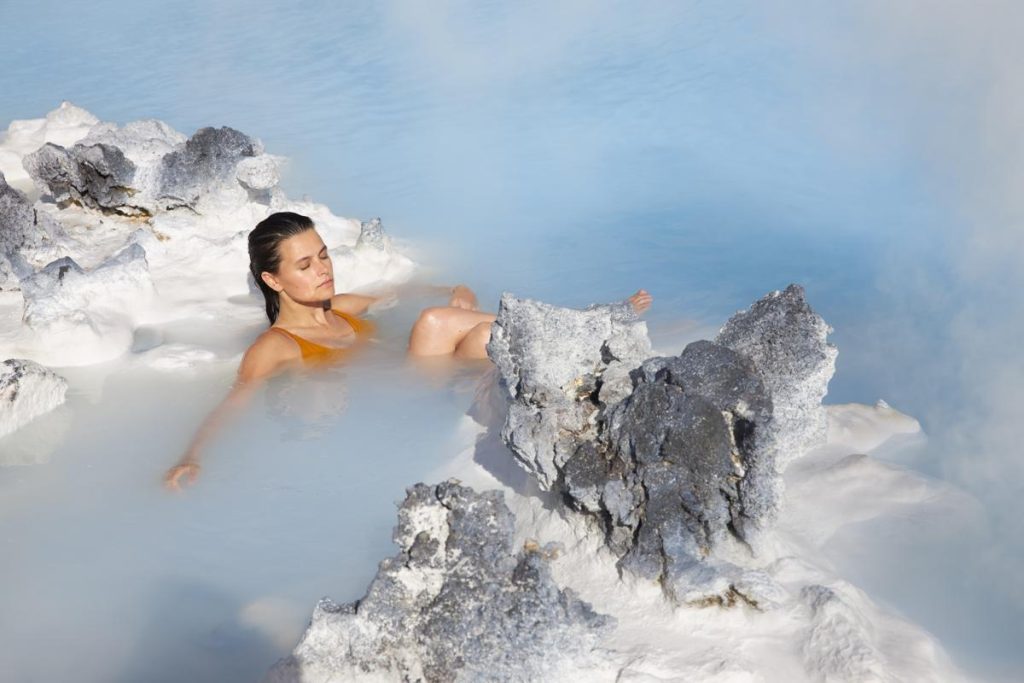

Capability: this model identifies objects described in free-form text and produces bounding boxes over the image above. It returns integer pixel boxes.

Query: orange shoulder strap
[332,309,375,337]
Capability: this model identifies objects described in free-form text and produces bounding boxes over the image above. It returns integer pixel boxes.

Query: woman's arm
[331,292,380,316]
[332,284,465,316]
[163,332,298,491]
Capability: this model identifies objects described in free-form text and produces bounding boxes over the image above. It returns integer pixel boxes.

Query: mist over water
[2,1,1022,680]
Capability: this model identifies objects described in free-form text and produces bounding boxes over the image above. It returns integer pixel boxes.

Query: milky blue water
[2,2,1022,681]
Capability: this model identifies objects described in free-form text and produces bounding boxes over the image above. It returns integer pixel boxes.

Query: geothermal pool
[2,2,1023,682]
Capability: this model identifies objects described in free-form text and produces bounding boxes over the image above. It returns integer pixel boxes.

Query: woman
[164,211,652,490]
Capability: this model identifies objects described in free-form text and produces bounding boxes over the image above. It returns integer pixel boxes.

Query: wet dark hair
[248,211,316,324]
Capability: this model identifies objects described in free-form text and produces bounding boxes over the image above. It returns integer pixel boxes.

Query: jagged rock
[488,288,833,606]
[22,117,274,215]
[0,171,36,253]
[355,217,390,251]
[717,284,837,466]
[1,171,37,289]
[158,126,261,208]
[0,359,68,439]
[23,141,139,214]
[0,170,63,289]
[267,480,612,683]
[235,155,280,192]
[486,294,651,489]
[605,341,776,564]
[81,119,187,169]
[20,243,155,328]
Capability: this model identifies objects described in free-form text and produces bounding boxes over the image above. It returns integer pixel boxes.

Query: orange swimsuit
[270,309,375,364]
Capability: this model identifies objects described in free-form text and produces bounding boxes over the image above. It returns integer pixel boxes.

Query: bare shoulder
[238,328,301,382]
[331,292,376,315]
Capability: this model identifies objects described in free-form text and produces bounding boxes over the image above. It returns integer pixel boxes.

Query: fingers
[628,289,653,314]
[163,469,182,492]
[163,464,199,492]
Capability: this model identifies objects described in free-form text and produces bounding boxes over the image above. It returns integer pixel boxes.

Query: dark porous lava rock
[487,287,836,606]
[23,142,139,214]
[157,126,261,208]
[267,481,612,683]
[0,171,64,289]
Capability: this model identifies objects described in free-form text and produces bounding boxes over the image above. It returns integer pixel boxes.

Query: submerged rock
[0,358,68,439]
[268,480,612,683]
[716,284,837,466]
[487,287,835,605]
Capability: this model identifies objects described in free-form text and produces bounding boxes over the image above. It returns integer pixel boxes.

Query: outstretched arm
[332,284,465,316]
[163,332,298,491]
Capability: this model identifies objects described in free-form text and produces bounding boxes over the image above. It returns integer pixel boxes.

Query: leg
[454,321,493,359]
[448,284,479,311]
[408,306,496,357]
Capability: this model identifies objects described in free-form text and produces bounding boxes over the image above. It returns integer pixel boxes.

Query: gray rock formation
[604,341,776,561]
[158,126,261,208]
[23,141,139,214]
[716,284,837,467]
[23,120,272,215]
[268,480,612,683]
[0,358,68,439]
[20,243,154,328]
[355,216,390,251]
[487,287,835,606]
[486,294,651,489]
[0,171,61,289]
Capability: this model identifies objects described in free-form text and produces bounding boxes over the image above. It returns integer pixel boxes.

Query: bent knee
[414,306,449,330]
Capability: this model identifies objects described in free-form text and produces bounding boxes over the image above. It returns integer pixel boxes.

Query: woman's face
[262,229,335,303]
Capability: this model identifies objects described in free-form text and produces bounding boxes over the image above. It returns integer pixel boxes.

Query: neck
[276,296,333,327]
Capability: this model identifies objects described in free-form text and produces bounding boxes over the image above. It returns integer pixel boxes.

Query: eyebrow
[294,246,329,265]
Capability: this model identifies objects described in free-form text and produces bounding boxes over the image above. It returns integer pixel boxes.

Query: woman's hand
[164,455,201,491]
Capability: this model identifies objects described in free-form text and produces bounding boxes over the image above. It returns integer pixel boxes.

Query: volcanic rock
[267,480,612,682]
[0,358,68,439]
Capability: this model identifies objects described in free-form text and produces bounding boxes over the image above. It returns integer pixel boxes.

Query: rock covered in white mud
[0,171,62,289]
[0,358,68,438]
[268,480,612,683]
[23,117,279,216]
[717,284,837,466]
[801,584,887,682]
[20,243,155,329]
[603,341,780,593]
[0,103,419,366]
[486,294,651,489]
[158,126,264,209]
[23,141,139,214]
[327,217,416,293]
[487,287,835,606]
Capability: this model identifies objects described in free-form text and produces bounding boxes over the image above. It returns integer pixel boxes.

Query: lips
[319,278,334,288]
